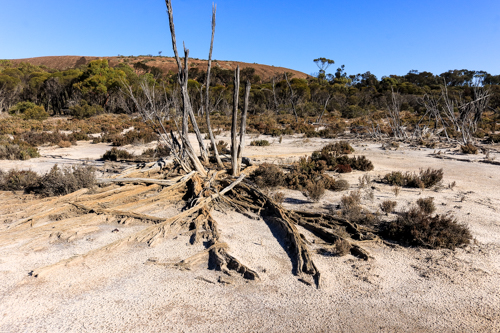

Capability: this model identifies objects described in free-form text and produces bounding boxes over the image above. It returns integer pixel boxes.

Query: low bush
[330,179,350,191]
[28,164,96,197]
[460,143,478,154]
[19,131,88,147]
[380,200,397,214]
[0,169,40,191]
[416,197,436,214]
[383,207,471,249]
[0,165,96,196]
[308,142,373,173]
[336,164,352,173]
[141,145,171,158]
[0,137,40,160]
[250,139,270,147]
[101,148,135,161]
[58,140,72,148]
[383,168,443,189]
[250,163,285,188]
[273,191,285,204]
[486,134,500,143]
[302,180,325,202]
[110,129,158,146]
[9,102,49,121]
[334,239,352,256]
[210,140,230,154]
[68,101,104,119]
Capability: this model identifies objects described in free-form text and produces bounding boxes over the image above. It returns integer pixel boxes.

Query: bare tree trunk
[165,0,207,176]
[272,76,279,114]
[204,4,224,168]
[316,94,331,123]
[236,80,251,175]
[231,66,240,177]
[284,72,299,122]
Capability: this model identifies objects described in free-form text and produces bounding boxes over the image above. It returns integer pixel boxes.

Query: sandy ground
[1,135,500,332]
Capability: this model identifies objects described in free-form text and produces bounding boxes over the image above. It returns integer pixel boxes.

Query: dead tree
[386,87,407,140]
[231,67,240,176]
[165,0,209,166]
[237,81,251,174]
[203,4,224,168]
[284,72,299,122]
[440,83,490,145]
[316,91,332,124]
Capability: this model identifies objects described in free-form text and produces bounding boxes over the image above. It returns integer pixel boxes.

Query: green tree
[73,59,126,107]
[313,57,335,83]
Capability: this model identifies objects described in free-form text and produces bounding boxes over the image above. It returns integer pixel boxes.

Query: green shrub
[460,143,478,154]
[250,163,285,188]
[28,164,96,197]
[487,134,500,143]
[302,180,325,202]
[383,207,471,249]
[380,200,397,214]
[383,168,443,189]
[416,197,436,214]
[330,179,350,191]
[101,148,135,161]
[0,137,40,160]
[0,169,40,191]
[69,101,104,119]
[141,145,171,158]
[9,102,49,121]
[210,140,230,154]
[250,139,270,147]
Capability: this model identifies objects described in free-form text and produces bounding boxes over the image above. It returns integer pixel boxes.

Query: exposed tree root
[2,161,378,288]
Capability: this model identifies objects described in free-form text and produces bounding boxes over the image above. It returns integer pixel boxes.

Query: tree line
[1,57,499,134]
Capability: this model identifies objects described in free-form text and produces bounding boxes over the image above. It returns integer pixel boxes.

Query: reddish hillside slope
[9,56,309,80]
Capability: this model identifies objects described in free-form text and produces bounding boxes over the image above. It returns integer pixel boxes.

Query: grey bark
[231,66,240,176]
[165,0,207,176]
[236,80,251,175]
[204,4,224,168]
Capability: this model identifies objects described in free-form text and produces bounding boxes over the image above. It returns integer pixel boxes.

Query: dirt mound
[9,56,309,80]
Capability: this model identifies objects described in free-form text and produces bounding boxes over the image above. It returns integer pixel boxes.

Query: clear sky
[1,0,499,78]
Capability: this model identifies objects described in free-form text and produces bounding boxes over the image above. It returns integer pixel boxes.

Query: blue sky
[1,0,499,78]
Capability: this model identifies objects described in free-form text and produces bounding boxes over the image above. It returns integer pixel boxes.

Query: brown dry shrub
[250,139,270,147]
[250,163,285,188]
[0,138,40,160]
[210,140,230,154]
[416,197,436,214]
[0,169,40,191]
[273,191,285,204]
[334,239,352,256]
[383,207,471,249]
[330,179,350,191]
[335,164,352,173]
[383,168,443,189]
[380,200,397,214]
[58,140,72,148]
[28,164,96,197]
[460,143,478,154]
[101,148,135,161]
[302,180,325,202]
[141,145,171,158]
[341,190,361,210]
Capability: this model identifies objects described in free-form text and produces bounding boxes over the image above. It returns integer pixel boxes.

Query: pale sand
[0,135,499,332]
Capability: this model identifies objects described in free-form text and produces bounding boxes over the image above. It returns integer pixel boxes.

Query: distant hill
[9,56,309,80]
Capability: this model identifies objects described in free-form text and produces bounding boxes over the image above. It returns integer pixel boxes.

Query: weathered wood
[165,0,207,176]
[97,171,196,186]
[97,178,176,186]
[203,4,224,168]
[231,66,240,176]
[237,80,251,175]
